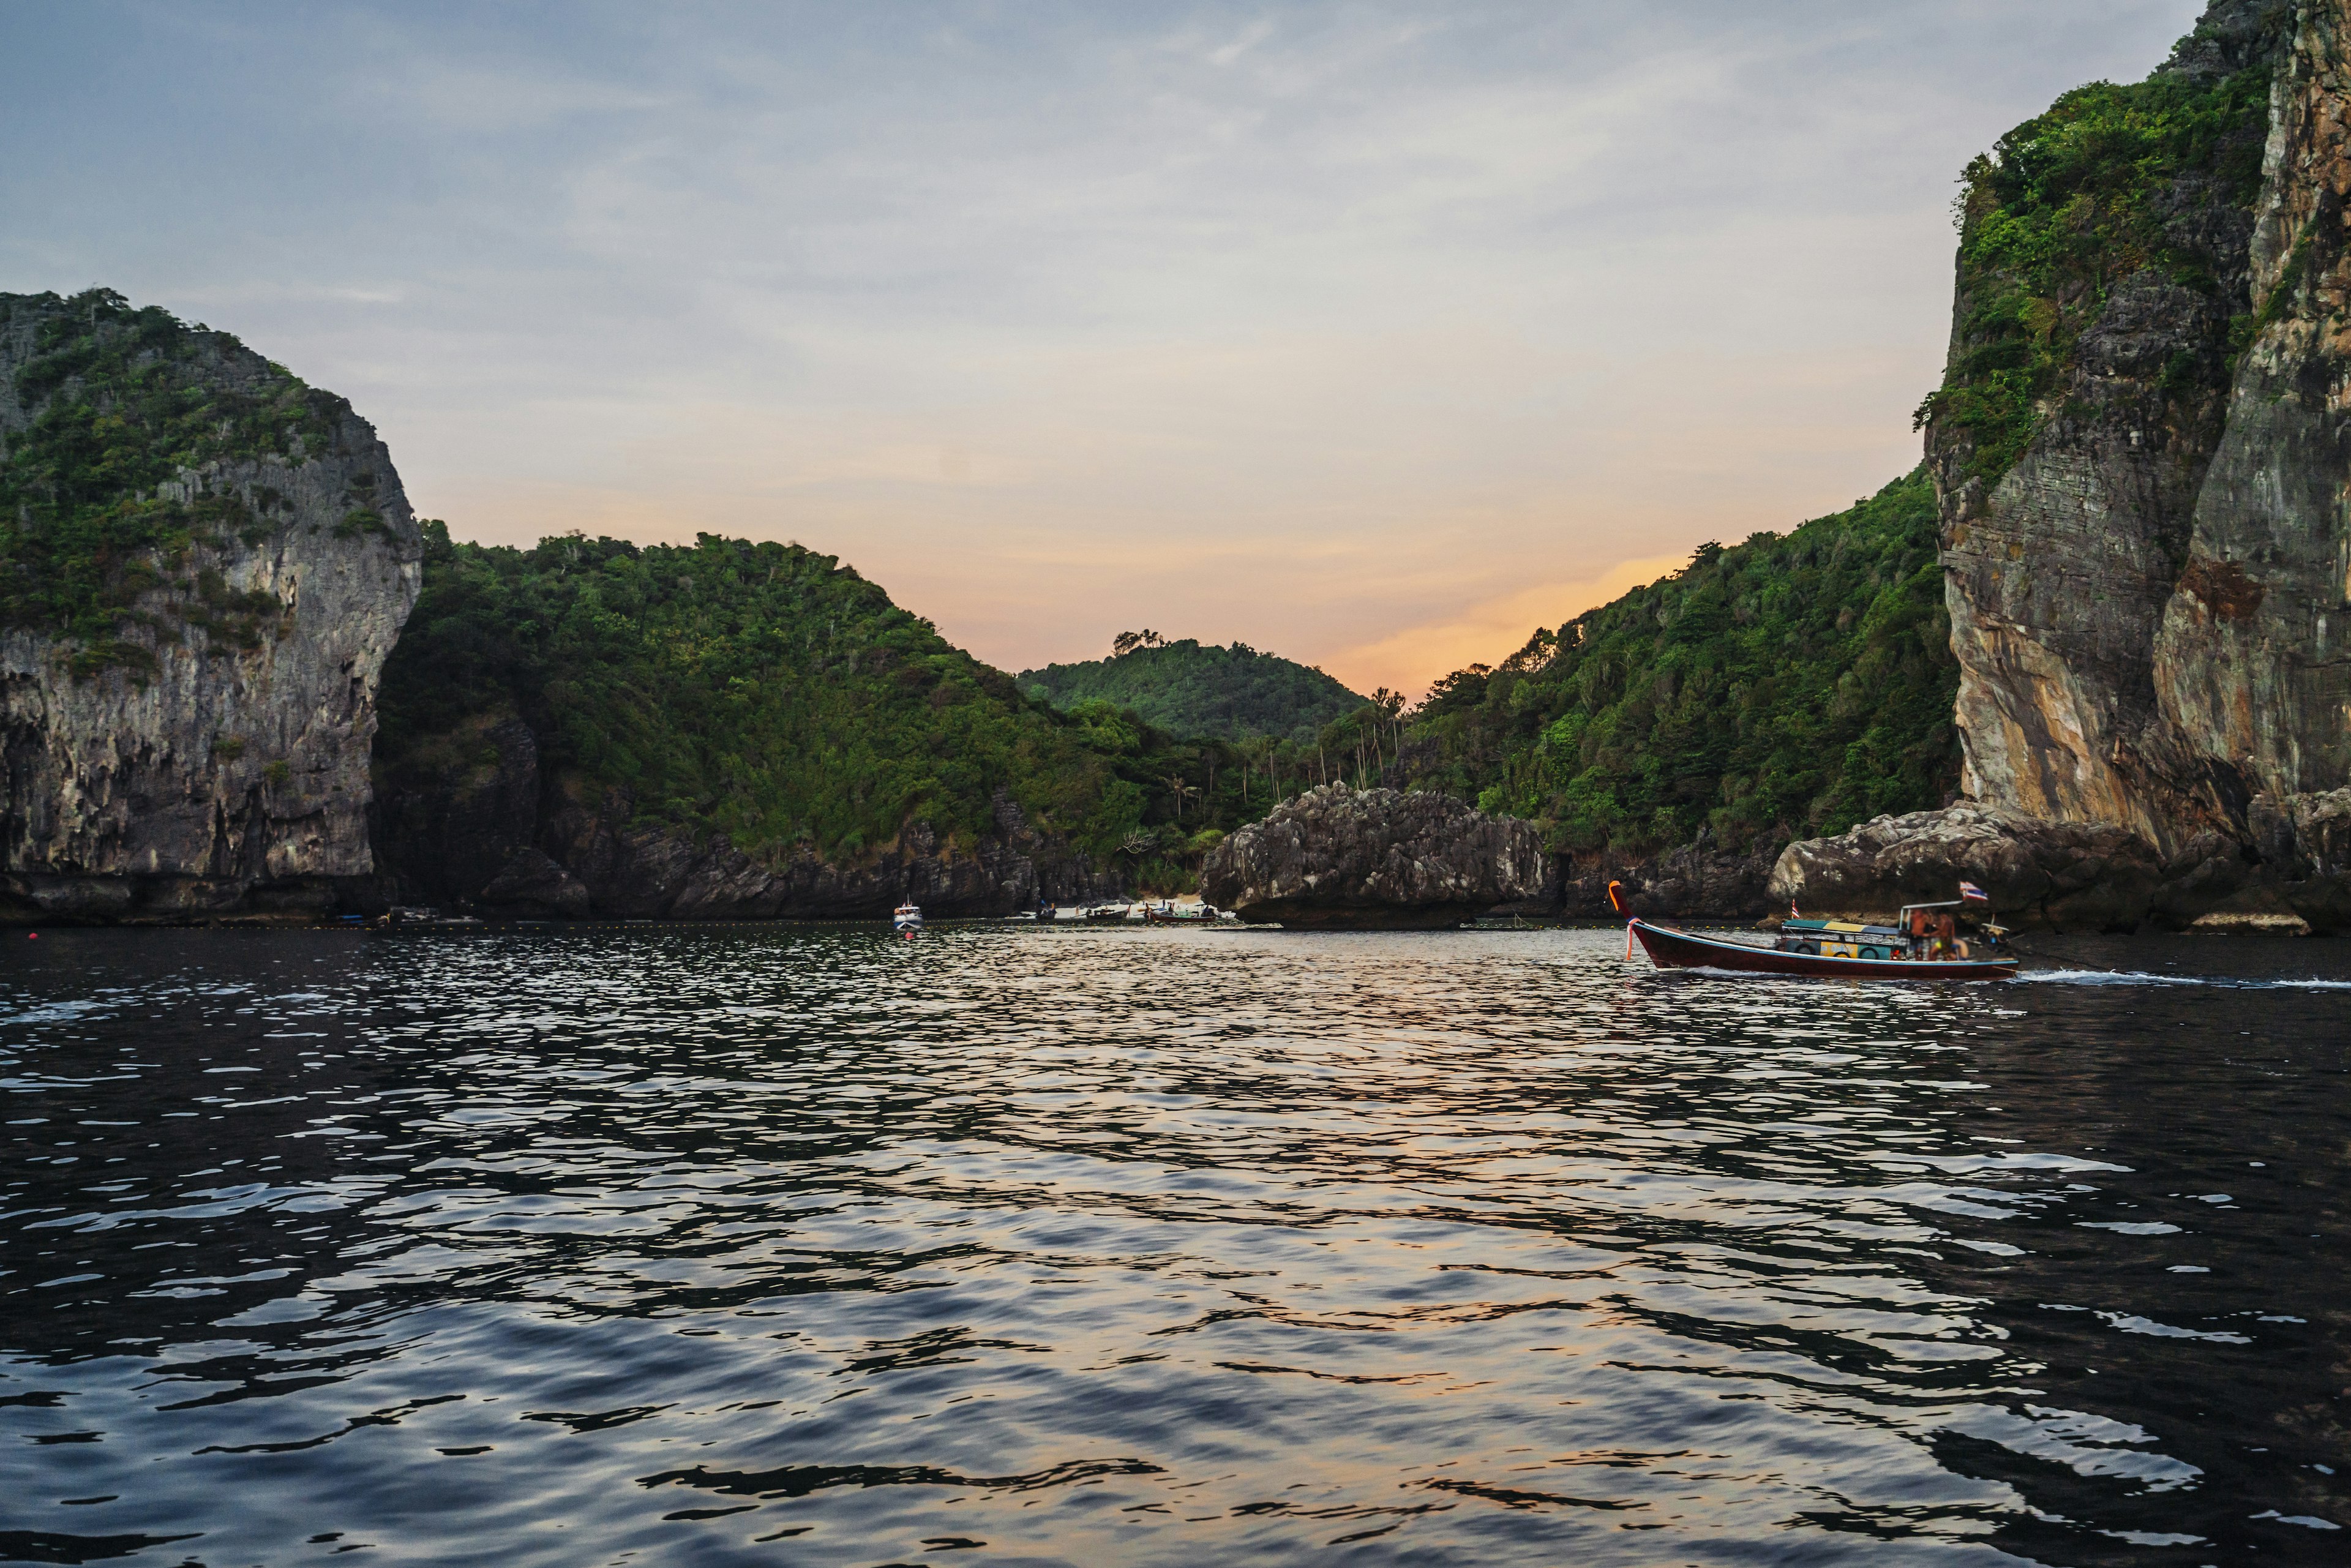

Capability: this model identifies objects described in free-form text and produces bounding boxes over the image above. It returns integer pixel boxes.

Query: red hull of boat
[1628,919,2017,980]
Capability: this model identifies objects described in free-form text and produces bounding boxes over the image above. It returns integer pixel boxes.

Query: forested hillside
[1020,636,1367,743]
[1399,469,1960,858]
[375,530,1340,895]
[380,527,1134,855]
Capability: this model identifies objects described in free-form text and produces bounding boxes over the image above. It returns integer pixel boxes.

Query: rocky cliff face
[0,291,421,921]
[1929,0,2284,850]
[2158,0,2351,815]
[1922,0,2351,925]
[1201,783,1544,928]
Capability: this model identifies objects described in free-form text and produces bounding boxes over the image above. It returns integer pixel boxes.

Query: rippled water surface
[4,925,2349,1566]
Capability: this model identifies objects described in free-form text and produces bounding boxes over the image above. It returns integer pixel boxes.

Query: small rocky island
[1201,782,1543,929]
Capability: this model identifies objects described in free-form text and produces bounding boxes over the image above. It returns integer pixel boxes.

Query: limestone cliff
[2156,0,2351,816]
[1922,0,2351,926]
[0,290,421,921]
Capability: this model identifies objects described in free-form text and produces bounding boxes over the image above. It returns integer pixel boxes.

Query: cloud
[1204,17,1276,68]
[170,282,409,308]
[389,64,670,134]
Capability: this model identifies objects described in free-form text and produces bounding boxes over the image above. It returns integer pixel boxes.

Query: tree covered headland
[378,525,1112,853]
[0,289,349,676]
[375,528,1406,893]
[1393,470,1960,860]
[1019,633,1368,743]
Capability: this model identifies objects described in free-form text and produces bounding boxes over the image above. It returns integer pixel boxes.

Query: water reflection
[2,926,2345,1565]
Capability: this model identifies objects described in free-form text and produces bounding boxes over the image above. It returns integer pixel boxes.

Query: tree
[1111,629,1165,657]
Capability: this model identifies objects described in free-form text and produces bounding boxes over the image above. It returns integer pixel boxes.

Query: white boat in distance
[892,904,923,932]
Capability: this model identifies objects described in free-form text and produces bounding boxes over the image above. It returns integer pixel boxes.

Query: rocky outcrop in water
[0,291,421,922]
[1767,806,2165,932]
[1769,795,2351,935]
[372,710,1121,918]
[1200,783,1543,928]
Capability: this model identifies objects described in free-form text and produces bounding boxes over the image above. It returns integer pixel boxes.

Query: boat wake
[1657,962,2351,990]
[2015,968,2351,989]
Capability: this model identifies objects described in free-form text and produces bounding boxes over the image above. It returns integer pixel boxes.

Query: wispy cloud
[1204,17,1277,67]
[387,63,671,134]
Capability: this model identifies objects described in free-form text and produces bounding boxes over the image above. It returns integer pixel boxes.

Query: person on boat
[1614,878,2016,977]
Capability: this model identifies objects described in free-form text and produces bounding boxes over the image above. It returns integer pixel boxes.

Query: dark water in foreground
[2,927,2348,1567]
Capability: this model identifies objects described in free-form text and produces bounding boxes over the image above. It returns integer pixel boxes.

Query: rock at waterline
[1201,783,1544,929]
[1769,795,2351,934]
[1768,805,2162,932]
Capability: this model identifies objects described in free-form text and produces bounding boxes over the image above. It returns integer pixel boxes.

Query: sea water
[2,926,2347,1566]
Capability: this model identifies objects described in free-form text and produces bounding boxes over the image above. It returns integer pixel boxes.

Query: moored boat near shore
[1142,901,1223,924]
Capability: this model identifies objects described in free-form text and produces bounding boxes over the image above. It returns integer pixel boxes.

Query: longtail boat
[1611,881,2019,980]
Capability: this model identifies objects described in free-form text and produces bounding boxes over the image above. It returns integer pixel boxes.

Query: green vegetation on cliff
[1917,26,2275,489]
[0,289,341,673]
[1399,470,1960,855]
[1019,636,1368,743]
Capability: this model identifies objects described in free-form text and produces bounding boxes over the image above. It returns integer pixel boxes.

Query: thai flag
[1959,880,1990,903]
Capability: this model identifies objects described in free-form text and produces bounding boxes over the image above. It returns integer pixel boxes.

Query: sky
[1,1,2208,696]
